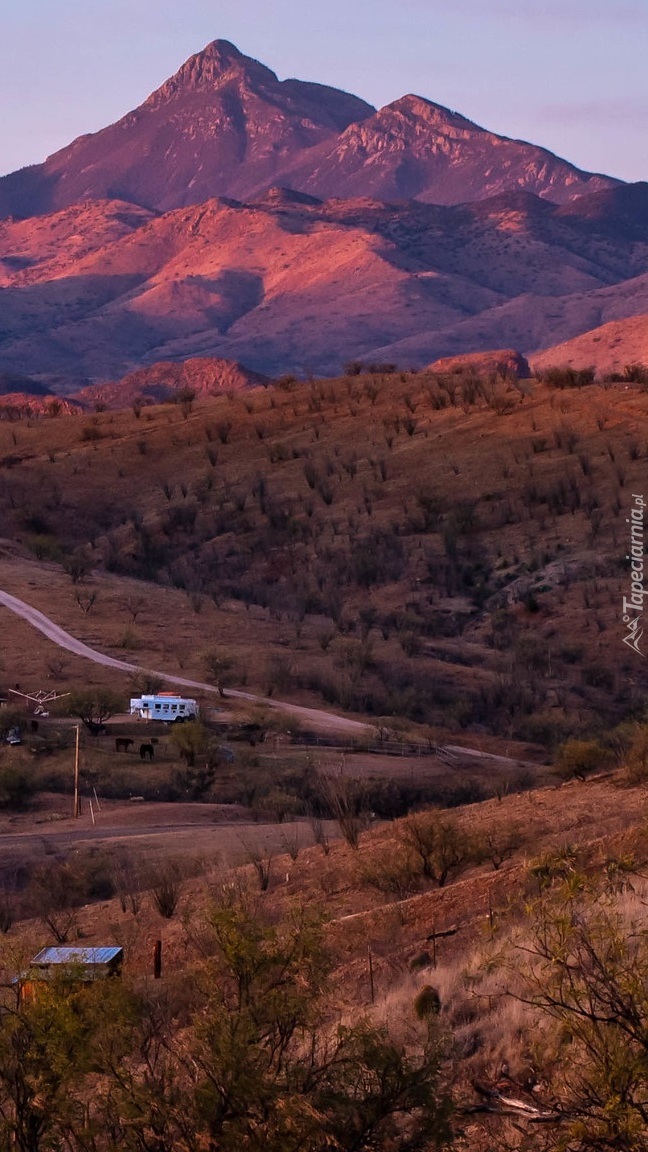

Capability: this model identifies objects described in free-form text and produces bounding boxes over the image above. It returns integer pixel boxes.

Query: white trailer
[129,693,199,722]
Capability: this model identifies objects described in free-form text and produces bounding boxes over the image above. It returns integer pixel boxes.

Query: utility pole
[73,724,80,818]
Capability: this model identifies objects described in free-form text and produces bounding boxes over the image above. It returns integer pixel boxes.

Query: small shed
[30,946,123,978]
[20,947,123,999]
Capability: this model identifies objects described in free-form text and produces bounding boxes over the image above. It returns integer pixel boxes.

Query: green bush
[556,739,609,781]
[0,764,34,810]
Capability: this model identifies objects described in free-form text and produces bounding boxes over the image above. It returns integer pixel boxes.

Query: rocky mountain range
[0,39,646,385]
[2,182,648,383]
[0,41,617,219]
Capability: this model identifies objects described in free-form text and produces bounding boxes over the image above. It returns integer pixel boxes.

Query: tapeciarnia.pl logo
[623,493,646,655]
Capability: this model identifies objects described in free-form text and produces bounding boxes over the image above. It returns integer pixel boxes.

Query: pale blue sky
[1,0,646,181]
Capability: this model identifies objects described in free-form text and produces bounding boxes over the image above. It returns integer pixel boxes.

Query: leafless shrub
[114,856,143,915]
[280,825,301,862]
[400,814,470,887]
[487,388,516,416]
[309,814,331,856]
[28,862,83,943]
[123,594,146,623]
[315,769,368,850]
[63,551,91,584]
[74,589,98,614]
[359,850,420,900]
[46,656,67,679]
[477,823,524,871]
[242,840,273,891]
[150,861,185,919]
[317,865,338,897]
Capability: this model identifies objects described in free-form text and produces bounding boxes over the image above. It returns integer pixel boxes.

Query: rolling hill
[532,313,648,375]
[1,184,648,381]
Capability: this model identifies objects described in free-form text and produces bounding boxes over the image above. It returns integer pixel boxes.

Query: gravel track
[0,588,371,736]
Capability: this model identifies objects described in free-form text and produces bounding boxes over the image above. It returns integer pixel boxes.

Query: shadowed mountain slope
[2,185,648,380]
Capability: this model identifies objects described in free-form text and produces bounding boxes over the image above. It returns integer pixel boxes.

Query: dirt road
[0,588,371,736]
[0,813,336,870]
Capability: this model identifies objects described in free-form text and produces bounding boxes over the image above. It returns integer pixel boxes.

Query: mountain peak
[198,39,244,61]
[0,40,620,221]
[146,39,277,104]
[379,94,480,134]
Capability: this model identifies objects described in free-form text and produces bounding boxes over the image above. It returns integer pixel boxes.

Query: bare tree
[150,861,185,919]
[28,862,83,943]
[315,769,367,850]
[203,649,235,697]
[309,813,331,856]
[123,594,146,624]
[114,854,143,915]
[241,839,273,891]
[401,814,470,887]
[74,589,98,614]
[280,825,301,862]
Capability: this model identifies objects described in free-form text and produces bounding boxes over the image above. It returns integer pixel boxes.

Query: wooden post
[432,923,437,969]
[73,725,80,818]
[154,940,162,980]
[367,946,374,1004]
[93,787,101,812]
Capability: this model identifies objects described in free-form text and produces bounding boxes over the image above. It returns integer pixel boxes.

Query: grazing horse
[115,737,134,753]
[139,742,154,761]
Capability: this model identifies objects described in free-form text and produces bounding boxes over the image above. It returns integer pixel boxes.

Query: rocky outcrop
[76,357,270,409]
[428,349,531,378]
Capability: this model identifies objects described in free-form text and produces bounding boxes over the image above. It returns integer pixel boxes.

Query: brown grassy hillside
[1,765,648,1150]
[532,312,648,376]
[0,368,646,748]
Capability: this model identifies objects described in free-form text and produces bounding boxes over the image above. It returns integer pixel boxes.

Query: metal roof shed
[29,946,123,981]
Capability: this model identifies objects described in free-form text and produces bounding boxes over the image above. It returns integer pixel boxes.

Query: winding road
[0,588,371,736]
